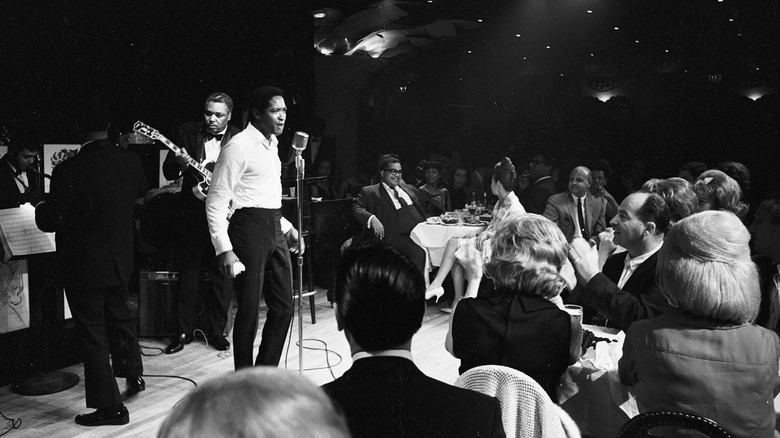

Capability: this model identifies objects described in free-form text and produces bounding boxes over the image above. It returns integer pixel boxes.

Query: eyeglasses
[529,159,546,166]
[383,169,403,175]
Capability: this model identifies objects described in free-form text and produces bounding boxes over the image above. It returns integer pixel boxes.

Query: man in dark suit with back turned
[35,117,146,426]
[323,244,505,438]
[567,191,673,330]
[352,154,427,273]
[161,92,239,354]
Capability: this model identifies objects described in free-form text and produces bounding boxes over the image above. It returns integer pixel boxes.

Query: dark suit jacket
[0,153,44,209]
[543,191,606,242]
[323,356,505,438]
[582,250,671,331]
[35,139,146,288]
[518,176,557,215]
[352,182,426,247]
[162,121,241,204]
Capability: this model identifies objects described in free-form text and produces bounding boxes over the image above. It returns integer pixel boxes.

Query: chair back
[615,411,733,438]
[454,365,580,438]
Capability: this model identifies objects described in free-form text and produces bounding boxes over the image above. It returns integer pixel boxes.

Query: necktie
[393,188,408,207]
[577,197,588,239]
[205,132,224,141]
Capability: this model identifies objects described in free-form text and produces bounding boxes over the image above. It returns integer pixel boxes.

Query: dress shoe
[164,333,193,354]
[75,405,129,426]
[126,376,145,395]
[425,286,445,302]
[207,333,230,351]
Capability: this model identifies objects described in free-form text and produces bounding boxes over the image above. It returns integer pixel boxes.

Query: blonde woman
[619,210,780,437]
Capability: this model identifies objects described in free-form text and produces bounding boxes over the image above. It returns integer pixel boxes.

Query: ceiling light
[587,10,593,14]
[515,34,521,37]
[614,27,619,31]
[546,45,551,49]
[313,12,326,19]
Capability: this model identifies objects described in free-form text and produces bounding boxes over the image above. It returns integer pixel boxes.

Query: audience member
[544,166,606,245]
[517,153,557,214]
[158,367,349,438]
[641,177,697,224]
[619,210,780,438]
[417,160,450,216]
[339,165,371,199]
[447,214,582,402]
[749,193,780,331]
[719,160,756,220]
[678,161,707,184]
[568,191,673,330]
[323,244,505,438]
[448,163,473,210]
[425,157,526,307]
[693,169,748,220]
[619,159,650,198]
[351,154,427,273]
[590,159,619,222]
[310,158,339,200]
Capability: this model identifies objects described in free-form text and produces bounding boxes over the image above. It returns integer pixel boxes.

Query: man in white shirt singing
[206,86,302,369]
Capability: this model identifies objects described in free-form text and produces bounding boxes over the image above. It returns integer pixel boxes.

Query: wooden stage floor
[0,290,460,438]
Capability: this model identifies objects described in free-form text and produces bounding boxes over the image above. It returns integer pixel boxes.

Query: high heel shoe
[425,286,445,302]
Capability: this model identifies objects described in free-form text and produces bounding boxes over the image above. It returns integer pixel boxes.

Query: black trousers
[65,284,143,408]
[228,208,293,369]
[174,234,233,336]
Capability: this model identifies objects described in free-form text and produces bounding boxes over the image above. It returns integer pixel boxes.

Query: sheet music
[0,206,55,260]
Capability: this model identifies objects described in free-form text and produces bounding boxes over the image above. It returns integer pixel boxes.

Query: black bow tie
[205,132,224,141]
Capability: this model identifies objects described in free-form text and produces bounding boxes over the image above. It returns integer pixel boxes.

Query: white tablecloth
[410,221,486,275]
[558,325,637,437]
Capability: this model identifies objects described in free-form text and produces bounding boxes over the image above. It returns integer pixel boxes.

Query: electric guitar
[133,121,212,201]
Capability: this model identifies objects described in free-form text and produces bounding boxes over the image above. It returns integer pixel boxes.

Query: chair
[454,365,581,438]
[615,411,733,438]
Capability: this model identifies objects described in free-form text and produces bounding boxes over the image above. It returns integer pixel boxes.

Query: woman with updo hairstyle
[425,157,526,308]
[446,213,582,402]
[619,210,780,438]
[693,169,748,219]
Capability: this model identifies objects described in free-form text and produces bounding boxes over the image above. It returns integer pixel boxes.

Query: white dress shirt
[352,349,413,362]
[203,128,227,164]
[206,123,291,255]
[617,243,662,289]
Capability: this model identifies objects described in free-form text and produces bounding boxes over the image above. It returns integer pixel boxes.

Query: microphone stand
[294,150,305,374]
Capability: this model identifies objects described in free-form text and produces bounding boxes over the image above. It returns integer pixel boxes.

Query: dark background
[312,0,779,200]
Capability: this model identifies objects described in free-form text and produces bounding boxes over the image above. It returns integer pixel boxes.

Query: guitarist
[161,92,240,354]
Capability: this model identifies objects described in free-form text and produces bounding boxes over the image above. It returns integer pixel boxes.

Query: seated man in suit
[517,153,558,215]
[322,244,505,438]
[567,191,673,330]
[352,154,427,273]
[544,166,606,245]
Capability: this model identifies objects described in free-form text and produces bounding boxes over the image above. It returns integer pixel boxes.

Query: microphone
[292,131,309,154]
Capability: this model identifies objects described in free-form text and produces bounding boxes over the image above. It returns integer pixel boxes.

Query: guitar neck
[158,136,211,180]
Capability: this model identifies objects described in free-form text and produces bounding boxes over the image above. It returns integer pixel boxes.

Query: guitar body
[192,161,215,201]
